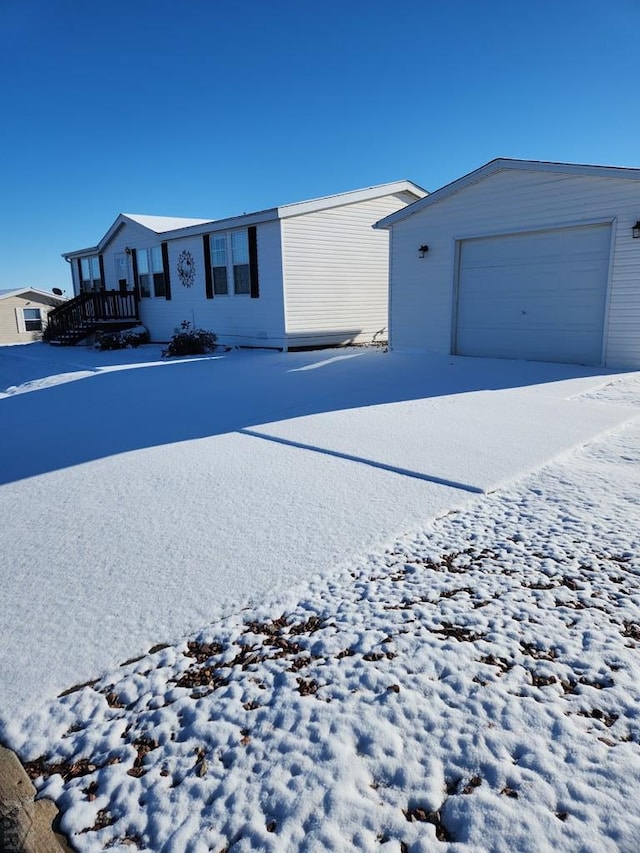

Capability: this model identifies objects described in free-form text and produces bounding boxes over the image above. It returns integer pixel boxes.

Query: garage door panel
[459,269,607,323]
[456,327,602,363]
[455,224,611,365]
[462,226,611,270]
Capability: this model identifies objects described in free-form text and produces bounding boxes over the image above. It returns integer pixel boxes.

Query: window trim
[206,229,253,298]
[231,230,250,296]
[132,244,171,300]
[210,233,229,296]
[20,307,43,333]
[79,254,103,293]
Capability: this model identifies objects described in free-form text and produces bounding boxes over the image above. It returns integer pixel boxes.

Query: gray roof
[0,287,67,302]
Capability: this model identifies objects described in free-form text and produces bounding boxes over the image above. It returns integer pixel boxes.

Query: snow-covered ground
[1,342,640,851]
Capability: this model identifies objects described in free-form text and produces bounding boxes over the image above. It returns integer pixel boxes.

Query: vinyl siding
[137,234,203,341]
[64,187,421,350]
[281,193,415,348]
[388,169,640,368]
[146,221,286,347]
[70,220,155,296]
[0,293,62,344]
[83,221,285,346]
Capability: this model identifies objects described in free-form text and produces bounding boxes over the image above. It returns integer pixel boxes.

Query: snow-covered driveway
[0,344,636,731]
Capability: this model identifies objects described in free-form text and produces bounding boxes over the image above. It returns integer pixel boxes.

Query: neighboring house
[59,181,426,349]
[0,288,67,344]
[375,159,640,369]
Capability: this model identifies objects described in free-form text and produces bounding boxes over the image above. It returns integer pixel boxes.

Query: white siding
[138,234,203,341]
[158,221,285,347]
[389,169,640,368]
[64,185,422,350]
[108,221,161,289]
[281,193,414,348]
[99,220,166,338]
[94,221,285,345]
[69,220,152,297]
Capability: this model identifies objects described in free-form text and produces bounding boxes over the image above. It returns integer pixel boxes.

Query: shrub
[162,321,217,357]
[42,323,56,342]
[95,326,150,350]
[94,332,122,351]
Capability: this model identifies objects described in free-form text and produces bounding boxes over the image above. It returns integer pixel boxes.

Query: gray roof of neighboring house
[0,287,67,302]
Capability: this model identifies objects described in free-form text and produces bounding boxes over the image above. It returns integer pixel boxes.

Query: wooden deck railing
[46,291,139,341]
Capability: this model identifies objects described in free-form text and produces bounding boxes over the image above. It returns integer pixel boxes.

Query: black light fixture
[418,244,429,258]
[125,246,132,255]
[633,221,640,239]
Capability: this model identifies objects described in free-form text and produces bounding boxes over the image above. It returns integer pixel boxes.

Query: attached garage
[376,159,640,369]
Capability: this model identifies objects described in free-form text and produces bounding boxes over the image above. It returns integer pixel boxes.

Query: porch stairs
[46,291,140,346]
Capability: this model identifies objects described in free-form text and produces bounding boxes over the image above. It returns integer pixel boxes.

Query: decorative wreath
[177,250,196,288]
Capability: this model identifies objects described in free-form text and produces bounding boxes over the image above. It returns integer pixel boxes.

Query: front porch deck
[46,290,140,345]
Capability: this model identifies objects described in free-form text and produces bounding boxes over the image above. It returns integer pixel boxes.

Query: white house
[60,181,426,349]
[375,159,640,369]
[0,288,67,344]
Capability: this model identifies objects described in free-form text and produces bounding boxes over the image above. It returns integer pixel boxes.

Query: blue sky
[1,0,639,293]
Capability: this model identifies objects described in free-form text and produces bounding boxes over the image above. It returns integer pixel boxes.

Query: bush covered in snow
[162,321,217,357]
[94,326,150,350]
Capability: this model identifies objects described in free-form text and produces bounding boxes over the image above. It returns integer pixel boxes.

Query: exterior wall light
[125,246,132,255]
[418,244,429,258]
[633,221,640,239]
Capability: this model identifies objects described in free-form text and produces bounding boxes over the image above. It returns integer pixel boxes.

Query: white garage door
[454,223,611,365]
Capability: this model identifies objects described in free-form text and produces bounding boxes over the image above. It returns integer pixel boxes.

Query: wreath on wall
[177,250,196,288]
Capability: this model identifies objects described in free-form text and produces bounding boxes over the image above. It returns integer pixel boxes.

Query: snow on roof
[62,213,217,258]
[374,157,640,229]
[0,287,66,302]
[63,182,428,255]
[122,213,214,232]
[164,180,428,239]
[276,179,427,218]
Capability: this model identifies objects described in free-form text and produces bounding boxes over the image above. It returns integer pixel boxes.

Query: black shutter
[131,249,140,301]
[248,226,259,299]
[99,254,106,290]
[77,258,83,293]
[203,234,213,299]
[161,242,171,301]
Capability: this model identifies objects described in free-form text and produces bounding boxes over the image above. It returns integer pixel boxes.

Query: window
[80,256,101,292]
[211,234,228,295]
[23,308,42,332]
[137,246,165,298]
[115,254,130,290]
[209,230,250,296]
[231,231,250,295]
